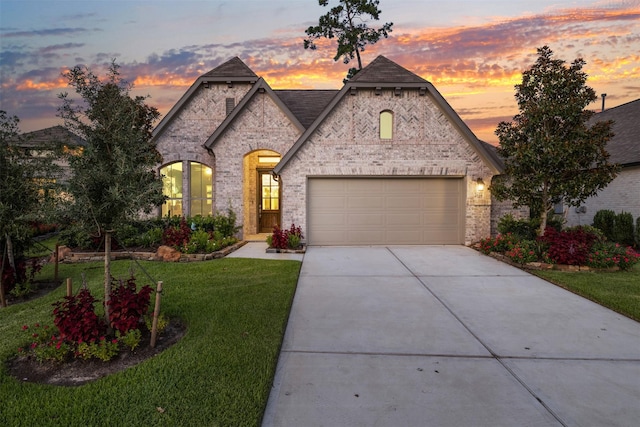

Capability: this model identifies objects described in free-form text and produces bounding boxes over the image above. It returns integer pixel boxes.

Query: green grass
[0,258,301,426]
[534,263,640,322]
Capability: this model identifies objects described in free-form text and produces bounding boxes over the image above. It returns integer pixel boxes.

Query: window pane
[161,162,183,198]
[380,111,393,139]
[162,199,183,217]
[189,162,213,217]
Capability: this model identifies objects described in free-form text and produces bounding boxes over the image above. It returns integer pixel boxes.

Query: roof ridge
[202,57,258,79]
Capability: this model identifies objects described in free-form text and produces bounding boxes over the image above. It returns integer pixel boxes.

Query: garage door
[308,178,465,245]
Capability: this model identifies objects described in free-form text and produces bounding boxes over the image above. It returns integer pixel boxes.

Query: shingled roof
[275,90,339,128]
[18,125,85,148]
[349,55,427,84]
[201,57,258,80]
[591,99,640,167]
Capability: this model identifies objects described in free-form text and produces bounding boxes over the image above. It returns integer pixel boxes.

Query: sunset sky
[1,0,639,143]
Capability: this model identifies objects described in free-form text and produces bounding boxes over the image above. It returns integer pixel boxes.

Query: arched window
[380,110,393,139]
[160,161,213,217]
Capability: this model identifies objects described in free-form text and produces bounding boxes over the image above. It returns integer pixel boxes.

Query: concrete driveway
[261,246,640,427]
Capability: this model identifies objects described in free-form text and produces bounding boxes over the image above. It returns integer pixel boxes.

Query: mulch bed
[6,320,186,386]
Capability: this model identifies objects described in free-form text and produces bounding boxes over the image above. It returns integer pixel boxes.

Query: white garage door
[308,178,465,245]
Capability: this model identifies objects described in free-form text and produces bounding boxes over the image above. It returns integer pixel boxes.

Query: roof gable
[591,99,640,166]
[152,57,258,140]
[203,79,306,149]
[275,56,502,175]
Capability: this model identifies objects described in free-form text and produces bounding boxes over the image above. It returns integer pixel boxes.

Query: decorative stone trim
[265,246,306,254]
[487,251,619,272]
[60,241,248,263]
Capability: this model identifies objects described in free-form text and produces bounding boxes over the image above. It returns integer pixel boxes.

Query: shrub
[52,287,106,343]
[539,226,600,265]
[593,209,616,241]
[269,224,304,249]
[587,242,640,271]
[212,208,241,238]
[108,275,153,334]
[613,212,635,246]
[145,313,169,334]
[117,328,142,351]
[185,230,215,254]
[76,337,120,362]
[18,323,69,363]
[162,216,192,249]
[139,227,163,248]
[636,217,640,248]
[498,214,539,240]
[504,240,538,264]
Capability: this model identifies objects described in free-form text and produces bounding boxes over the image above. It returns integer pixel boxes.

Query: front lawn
[0,258,301,426]
[534,263,640,322]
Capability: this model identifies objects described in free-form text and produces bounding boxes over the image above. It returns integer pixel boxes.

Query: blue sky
[1,0,639,142]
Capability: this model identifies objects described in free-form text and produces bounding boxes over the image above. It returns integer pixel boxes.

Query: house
[15,125,85,183]
[565,99,640,227]
[152,56,503,245]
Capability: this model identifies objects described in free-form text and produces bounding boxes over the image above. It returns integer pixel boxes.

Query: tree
[58,61,165,323]
[0,112,61,307]
[491,46,618,236]
[304,0,393,81]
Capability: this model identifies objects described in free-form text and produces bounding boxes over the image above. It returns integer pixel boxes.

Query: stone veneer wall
[278,88,495,245]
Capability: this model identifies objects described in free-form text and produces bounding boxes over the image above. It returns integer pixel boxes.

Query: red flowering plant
[504,240,538,264]
[18,323,70,363]
[587,242,640,271]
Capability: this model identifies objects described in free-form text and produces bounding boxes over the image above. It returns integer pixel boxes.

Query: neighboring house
[15,125,85,183]
[152,56,503,245]
[566,99,640,227]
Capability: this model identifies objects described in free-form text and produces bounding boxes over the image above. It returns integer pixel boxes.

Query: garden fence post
[66,278,72,297]
[150,281,163,348]
[54,243,59,282]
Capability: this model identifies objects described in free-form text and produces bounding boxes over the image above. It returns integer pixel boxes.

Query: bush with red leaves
[108,275,152,334]
[539,226,600,265]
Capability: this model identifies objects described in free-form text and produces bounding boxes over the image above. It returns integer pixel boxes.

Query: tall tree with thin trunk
[491,46,618,236]
[304,0,393,81]
[58,61,165,323]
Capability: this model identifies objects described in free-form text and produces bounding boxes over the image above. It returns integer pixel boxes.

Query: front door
[258,170,280,233]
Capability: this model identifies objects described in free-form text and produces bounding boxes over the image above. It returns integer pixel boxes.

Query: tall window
[161,161,213,217]
[161,162,183,217]
[380,110,393,139]
[190,162,213,216]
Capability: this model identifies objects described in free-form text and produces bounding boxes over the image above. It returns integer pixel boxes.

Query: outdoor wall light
[476,178,485,191]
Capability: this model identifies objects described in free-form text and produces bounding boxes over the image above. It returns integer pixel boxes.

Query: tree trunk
[104,231,112,326]
[0,241,7,308]
[5,233,16,280]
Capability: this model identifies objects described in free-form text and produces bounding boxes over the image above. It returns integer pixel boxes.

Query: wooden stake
[54,243,59,282]
[66,278,72,297]
[150,281,163,348]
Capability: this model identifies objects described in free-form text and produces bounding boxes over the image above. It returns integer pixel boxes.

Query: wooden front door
[258,170,280,233]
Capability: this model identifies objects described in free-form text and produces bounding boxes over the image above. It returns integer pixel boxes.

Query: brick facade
[278,88,494,245]
[565,166,640,227]
[153,56,502,245]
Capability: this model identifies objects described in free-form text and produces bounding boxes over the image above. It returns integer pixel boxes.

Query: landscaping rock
[155,245,181,262]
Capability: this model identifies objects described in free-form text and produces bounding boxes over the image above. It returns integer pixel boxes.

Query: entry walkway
[261,246,640,427]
